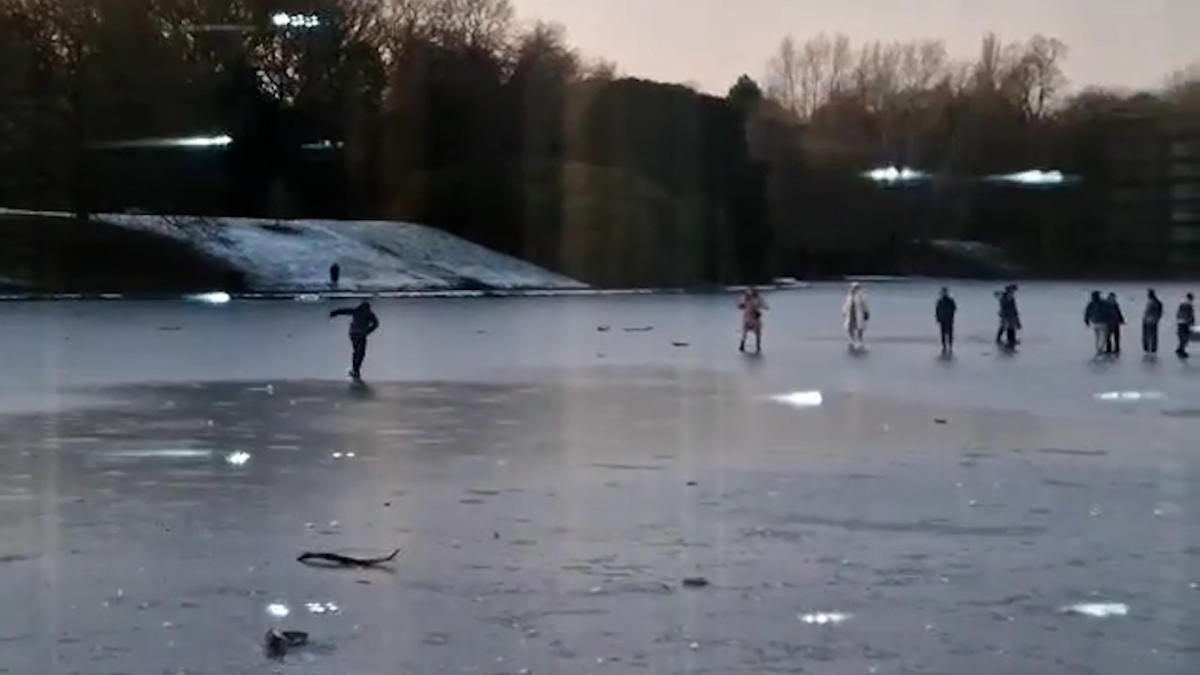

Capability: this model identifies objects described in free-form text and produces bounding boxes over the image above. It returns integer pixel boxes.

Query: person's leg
[947,322,955,352]
[1114,326,1121,353]
[739,327,747,352]
[754,326,762,354]
[351,336,366,376]
[1143,323,1151,353]
[1178,326,1189,356]
[1151,323,1159,353]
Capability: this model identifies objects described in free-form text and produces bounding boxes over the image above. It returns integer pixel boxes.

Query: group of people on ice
[1085,289,1196,359]
[736,284,1198,360]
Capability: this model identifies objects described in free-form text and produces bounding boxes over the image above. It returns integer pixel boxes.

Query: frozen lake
[1,282,1198,673]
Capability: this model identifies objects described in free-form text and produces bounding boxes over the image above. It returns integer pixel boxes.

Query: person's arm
[367,313,380,334]
[330,307,353,318]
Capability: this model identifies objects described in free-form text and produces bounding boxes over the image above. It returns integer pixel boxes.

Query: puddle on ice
[769,391,824,409]
[1062,602,1128,618]
[266,602,290,618]
[799,611,852,625]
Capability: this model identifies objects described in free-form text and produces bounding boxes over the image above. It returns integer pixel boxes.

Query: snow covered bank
[0,208,584,292]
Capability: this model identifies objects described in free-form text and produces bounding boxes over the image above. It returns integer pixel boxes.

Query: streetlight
[861,165,930,185]
[985,169,1080,186]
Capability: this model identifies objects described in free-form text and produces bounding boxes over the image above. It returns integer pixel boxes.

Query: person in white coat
[843,282,870,348]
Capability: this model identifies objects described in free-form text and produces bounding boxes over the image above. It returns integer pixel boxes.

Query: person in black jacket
[1143,289,1163,354]
[998,285,1020,350]
[935,287,957,354]
[330,301,380,380]
[1104,292,1125,355]
[1084,291,1107,356]
[329,263,341,288]
[1177,293,1195,359]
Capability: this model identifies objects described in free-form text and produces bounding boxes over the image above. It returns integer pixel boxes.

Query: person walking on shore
[330,301,380,380]
[1176,293,1195,359]
[935,287,957,355]
[1105,292,1125,355]
[738,288,767,354]
[843,282,870,350]
[1143,289,1163,355]
[1085,291,1107,356]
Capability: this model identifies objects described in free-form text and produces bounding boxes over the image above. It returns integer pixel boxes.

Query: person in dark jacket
[1177,293,1195,359]
[1084,291,1107,356]
[935,287,957,354]
[329,263,341,288]
[1104,292,1125,355]
[330,301,380,380]
[1143,289,1163,354]
[998,285,1020,350]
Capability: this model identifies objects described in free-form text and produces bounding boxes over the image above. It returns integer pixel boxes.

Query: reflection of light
[300,140,343,151]
[305,601,340,614]
[225,451,251,466]
[800,611,851,625]
[989,169,1075,185]
[1094,390,1166,402]
[862,166,928,184]
[267,602,290,618]
[770,391,824,408]
[1062,602,1127,618]
[272,12,320,28]
[187,291,231,305]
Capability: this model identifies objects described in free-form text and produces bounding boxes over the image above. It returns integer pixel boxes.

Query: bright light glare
[187,291,231,305]
[93,135,232,150]
[770,391,824,408]
[272,12,320,28]
[225,451,251,466]
[266,602,290,618]
[991,169,1070,185]
[862,166,928,184]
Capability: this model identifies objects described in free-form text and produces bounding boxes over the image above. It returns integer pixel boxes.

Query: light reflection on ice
[799,611,851,625]
[1093,390,1165,402]
[305,601,340,615]
[266,602,290,618]
[225,451,251,466]
[770,391,824,409]
[1062,602,1127,618]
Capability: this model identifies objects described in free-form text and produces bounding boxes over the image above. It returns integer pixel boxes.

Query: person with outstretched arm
[935,287,957,354]
[1142,289,1163,355]
[1177,293,1195,359]
[330,301,380,380]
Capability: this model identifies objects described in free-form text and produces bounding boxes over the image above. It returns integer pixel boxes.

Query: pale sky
[512,0,1200,95]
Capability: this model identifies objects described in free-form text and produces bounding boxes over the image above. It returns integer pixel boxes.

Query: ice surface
[0,282,1198,674]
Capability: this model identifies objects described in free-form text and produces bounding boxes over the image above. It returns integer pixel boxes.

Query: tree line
[0,0,1196,286]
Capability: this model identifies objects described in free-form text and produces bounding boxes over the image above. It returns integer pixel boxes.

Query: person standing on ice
[738,287,767,354]
[1176,293,1195,359]
[1084,291,1107,356]
[329,263,341,289]
[1104,292,1125,355]
[1142,289,1163,355]
[330,301,379,380]
[935,287,956,355]
[843,282,869,350]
